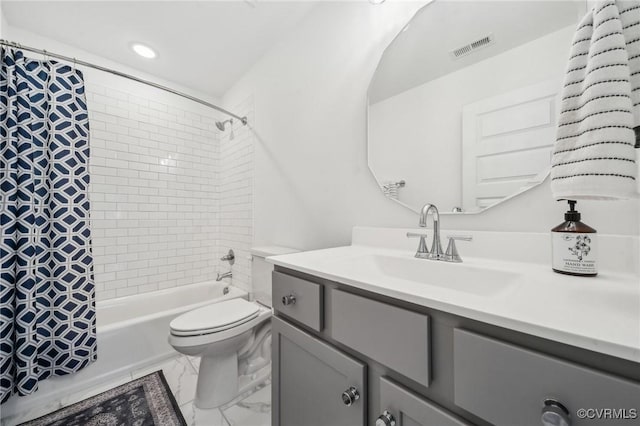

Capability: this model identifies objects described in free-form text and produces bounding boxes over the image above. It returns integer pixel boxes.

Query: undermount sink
[333,254,520,297]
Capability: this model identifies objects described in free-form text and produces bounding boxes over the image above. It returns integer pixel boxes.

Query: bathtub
[1,281,246,420]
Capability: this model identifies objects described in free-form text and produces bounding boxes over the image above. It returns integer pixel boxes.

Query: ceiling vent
[450,33,495,60]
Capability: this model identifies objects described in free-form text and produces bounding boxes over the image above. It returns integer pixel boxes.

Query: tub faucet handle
[221,249,235,265]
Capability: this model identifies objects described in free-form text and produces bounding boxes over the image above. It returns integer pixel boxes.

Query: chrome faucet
[407,203,432,258]
[217,249,234,281]
[409,203,472,262]
[216,271,232,281]
[419,203,444,260]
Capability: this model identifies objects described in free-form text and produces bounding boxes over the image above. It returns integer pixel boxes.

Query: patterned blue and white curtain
[0,48,96,403]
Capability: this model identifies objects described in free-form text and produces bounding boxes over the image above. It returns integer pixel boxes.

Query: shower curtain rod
[0,39,248,125]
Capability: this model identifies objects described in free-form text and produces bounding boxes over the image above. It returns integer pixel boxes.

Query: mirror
[367,1,584,214]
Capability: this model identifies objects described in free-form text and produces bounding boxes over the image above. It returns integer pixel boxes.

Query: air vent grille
[450,33,495,59]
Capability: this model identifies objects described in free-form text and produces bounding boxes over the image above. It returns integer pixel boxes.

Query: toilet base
[194,355,272,409]
[195,352,239,409]
[168,305,272,409]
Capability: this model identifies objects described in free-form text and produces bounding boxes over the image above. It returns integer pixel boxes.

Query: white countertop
[268,234,640,363]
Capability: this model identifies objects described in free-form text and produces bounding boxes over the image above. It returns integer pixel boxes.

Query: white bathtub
[1,281,246,421]
[97,281,245,331]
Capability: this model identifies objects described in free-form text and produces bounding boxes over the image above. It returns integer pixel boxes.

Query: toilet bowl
[168,246,298,409]
[168,299,272,408]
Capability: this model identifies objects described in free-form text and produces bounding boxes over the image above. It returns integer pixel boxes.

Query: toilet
[168,246,298,409]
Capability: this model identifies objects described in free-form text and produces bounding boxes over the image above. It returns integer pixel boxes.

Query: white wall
[0,2,5,37]
[369,25,574,211]
[224,1,639,252]
[4,25,254,299]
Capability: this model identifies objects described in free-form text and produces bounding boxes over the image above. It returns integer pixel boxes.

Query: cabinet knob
[341,386,360,406]
[376,410,396,426]
[281,294,296,306]
[541,399,571,426]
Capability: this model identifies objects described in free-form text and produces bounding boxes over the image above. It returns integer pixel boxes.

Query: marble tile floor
[1,355,271,426]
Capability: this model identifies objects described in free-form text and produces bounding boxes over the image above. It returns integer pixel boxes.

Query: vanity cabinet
[272,268,640,426]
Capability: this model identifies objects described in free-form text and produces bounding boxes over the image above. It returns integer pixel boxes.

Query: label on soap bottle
[551,233,598,275]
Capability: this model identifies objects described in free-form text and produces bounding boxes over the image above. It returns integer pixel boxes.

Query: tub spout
[216,271,232,281]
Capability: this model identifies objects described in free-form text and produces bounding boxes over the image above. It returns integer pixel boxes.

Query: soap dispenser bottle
[551,200,597,276]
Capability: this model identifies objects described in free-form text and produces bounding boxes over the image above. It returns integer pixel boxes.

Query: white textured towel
[551,0,640,200]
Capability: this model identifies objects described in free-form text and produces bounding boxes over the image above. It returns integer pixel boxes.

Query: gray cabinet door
[272,316,366,426]
[378,377,471,426]
[454,329,640,426]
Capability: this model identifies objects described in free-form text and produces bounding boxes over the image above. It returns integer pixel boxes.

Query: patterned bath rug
[19,371,186,426]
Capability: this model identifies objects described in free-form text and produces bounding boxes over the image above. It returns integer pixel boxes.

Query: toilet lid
[170,299,260,336]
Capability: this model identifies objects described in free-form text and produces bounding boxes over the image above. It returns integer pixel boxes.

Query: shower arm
[0,39,248,126]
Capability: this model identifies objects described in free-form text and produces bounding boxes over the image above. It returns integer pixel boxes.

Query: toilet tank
[250,246,299,307]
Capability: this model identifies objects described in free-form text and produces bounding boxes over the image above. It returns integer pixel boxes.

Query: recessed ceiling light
[131,43,156,59]
[369,0,386,4]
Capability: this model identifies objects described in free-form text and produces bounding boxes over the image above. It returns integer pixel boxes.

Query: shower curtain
[0,48,96,403]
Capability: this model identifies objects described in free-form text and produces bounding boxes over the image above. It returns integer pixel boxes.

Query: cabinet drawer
[329,289,430,386]
[454,329,640,426]
[273,271,323,331]
[272,317,366,426]
[378,377,470,426]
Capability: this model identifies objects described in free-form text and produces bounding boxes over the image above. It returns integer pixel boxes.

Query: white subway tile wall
[87,84,223,300]
[216,97,254,294]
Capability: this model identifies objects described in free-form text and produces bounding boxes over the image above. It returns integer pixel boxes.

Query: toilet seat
[170,299,260,337]
[168,302,271,350]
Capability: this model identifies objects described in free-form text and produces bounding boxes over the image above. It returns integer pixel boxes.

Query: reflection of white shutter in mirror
[462,80,560,211]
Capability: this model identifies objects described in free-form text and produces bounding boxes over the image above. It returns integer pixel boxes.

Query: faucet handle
[406,232,428,238]
[407,232,429,259]
[444,235,472,263]
[447,235,473,242]
[220,249,235,265]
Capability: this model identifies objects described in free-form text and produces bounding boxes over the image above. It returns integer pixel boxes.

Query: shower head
[216,118,235,140]
[215,119,233,131]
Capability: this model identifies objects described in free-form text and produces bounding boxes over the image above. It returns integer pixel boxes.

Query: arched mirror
[367,1,584,214]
